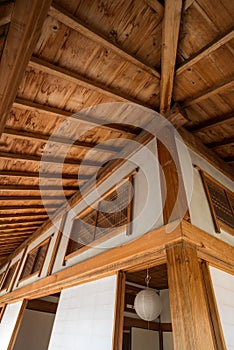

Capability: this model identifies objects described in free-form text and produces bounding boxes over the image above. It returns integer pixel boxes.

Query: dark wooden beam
[0,2,14,26]
[0,196,67,201]
[0,219,46,226]
[0,170,89,181]
[0,184,78,191]
[0,213,49,219]
[206,137,234,150]
[0,204,57,210]
[160,0,183,114]
[190,113,234,133]
[0,0,52,137]
[177,25,234,76]
[49,3,160,79]
[27,299,58,314]
[182,76,234,107]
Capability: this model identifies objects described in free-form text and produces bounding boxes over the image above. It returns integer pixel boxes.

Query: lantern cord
[145,268,151,288]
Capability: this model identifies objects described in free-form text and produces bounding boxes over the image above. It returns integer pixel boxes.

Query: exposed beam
[0,170,89,181]
[0,213,49,219]
[178,127,234,180]
[13,98,139,136]
[0,204,57,210]
[49,3,160,79]
[165,103,190,128]
[144,0,164,19]
[27,299,58,314]
[206,137,234,150]
[182,76,234,107]
[0,185,78,191]
[190,114,234,134]
[29,56,150,108]
[3,128,120,155]
[0,0,52,137]
[0,219,46,226]
[160,0,183,114]
[0,2,14,27]
[223,156,234,163]
[0,196,67,201]
[177,26,234,75]
[0,226,40,233]
[0,151,101,167]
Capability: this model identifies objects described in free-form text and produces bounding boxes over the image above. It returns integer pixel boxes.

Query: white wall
[13,309,55,350]
[48,275,117,350]
[0,301,23,350]
[210,266,234,349]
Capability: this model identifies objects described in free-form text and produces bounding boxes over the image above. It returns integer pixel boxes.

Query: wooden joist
[177,25,234,75]
[144,0,164,20]
[0,184,78,192]
[0,213,49,219]
[206,137,234,150]
[0,170,89,181]
[191,113,234,133]
[0,196,67,201]
[0,2,14,27]
[0,219,46,226]
[0,204,57,210]
[0,0,52,138]
[182,76,234,107]
[160,0,183,114]
[49,3,160,79]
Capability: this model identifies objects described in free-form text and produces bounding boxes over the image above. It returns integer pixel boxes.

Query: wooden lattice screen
[201,171,234,234]
[65,176,134,259]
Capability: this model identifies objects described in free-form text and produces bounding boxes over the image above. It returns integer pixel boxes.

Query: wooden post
[166,243,215,350]
[113,271,126,350]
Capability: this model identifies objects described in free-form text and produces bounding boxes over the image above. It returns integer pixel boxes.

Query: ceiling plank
[49,3,160,79]
[160,0,183,114]
[0,2,14,27]
[3,128,120,154]
[0,0,52,138]
[29,56,150,108]
[0,196,68,201]
[13,98,138,136]
[0,204,57,210]
[0,184,78,191]
[177,26,234,76]
[0,151,101,167]
[0,170,89,180]
[206,137,234,150]
[182,76,234,107]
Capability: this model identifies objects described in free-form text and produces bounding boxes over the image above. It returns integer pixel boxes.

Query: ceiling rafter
[190,113,234,133]
[0,170,89,181]
[176,25,234,76]
[144,0,164,19]
[3,127,121,155]
[0,213,49,219]
[0,184,78,191]
[206,137,234,150]
[182,76,234,107]
[0,0,52,138]
[13,98,138,136]
[160,0,183,114]
[0,204,57,210]
[49,3,160,79]
[0,219,46,225]
[0,196,67,201]
[0,2,14,27]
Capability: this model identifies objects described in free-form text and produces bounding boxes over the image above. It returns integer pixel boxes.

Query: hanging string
[145,268,151,288]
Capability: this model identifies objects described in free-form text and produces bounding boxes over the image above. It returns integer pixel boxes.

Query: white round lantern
[134,289,162,321]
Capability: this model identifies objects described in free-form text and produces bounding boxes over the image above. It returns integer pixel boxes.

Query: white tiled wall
[0,301,23,350]
[210,266,234,349]
[48,275,117,350]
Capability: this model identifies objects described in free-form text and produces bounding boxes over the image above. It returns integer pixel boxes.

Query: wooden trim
[9,248,28,292]
[126,175,134,236]
[27,299,58,314]
[47,215,67,276]
[0,0,52,138]
[113,271,126,350]
[49,3,160,79]
[17,271,40,284]
[7,299,28,350]
[160,0,183,114]
[0,304,7,323]
[177,26,234,75]
[200,261,226,350]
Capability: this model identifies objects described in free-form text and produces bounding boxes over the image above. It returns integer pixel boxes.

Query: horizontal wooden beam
[29,56,150,108]
[182,76,234,107]
[190,113,234,133]
[0,0,52,138]
[0,204,57,210]
[0,213,49,219]
[0,220,44,228]
[3,128,120,154]
[0,219,46,226]
[27,299,58,314]
[0,196,67,201]
[0,2,14,26]
[0,184,78,191]
[0,226,39,233]
[13,98,138,136]
[0,151,101,167]
[49,3,160,79]
[177,25,234,75]
[144,0,164,19]
[0,170,88,181]
[206,137,234,150]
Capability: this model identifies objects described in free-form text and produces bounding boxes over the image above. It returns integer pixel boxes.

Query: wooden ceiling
[0,0,233,266]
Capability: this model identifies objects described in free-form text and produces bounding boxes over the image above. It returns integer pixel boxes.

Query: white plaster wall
[0,301,23,350]
[160,289,174,350]
[210,266,234,350]
[53,139,163,272]
[48,275,117,350]
[13,309,55,350]
[131,328,159,350]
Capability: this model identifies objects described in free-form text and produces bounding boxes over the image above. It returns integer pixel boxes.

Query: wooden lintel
[49,3,160,79]
[160,0,183,114]
[0,0,52,138]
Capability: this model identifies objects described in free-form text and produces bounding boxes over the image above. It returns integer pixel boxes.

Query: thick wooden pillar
[166,243,215,350]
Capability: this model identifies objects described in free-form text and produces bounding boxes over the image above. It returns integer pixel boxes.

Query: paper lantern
[134,288,162,321]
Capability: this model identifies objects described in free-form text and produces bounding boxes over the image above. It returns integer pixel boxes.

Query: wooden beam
[0,220,43,228]
[124,316,160,331]
[178,127,234,180]
[0,0,52,137]
[182,76,234,107]
[0,219,45,226]
[3,128,120,154]
[177,25,234,75]
[0,204,57,210]
[206,137,234,150]
[160,0,183,114]
[0,213,49,219]
[0,184,78,191]
[49,3,160,79]
[27,299,58,314]
[190,113,234,134]
[0,196,67,201]
[0,226,40,233]
[0,2,14,27]
[29,56,150,108]
[165,103,190,128]
[144,0,164,19]
[167,243,215,349]
[0,170,89,181]
[0,151,101,167]
[113,271,126,350]
[13,98,138,136]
